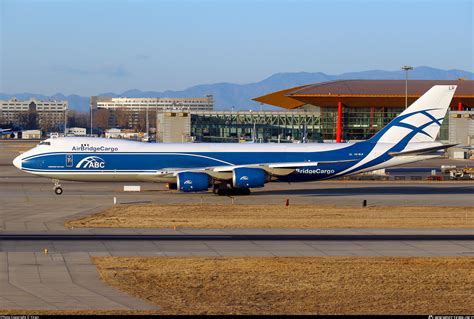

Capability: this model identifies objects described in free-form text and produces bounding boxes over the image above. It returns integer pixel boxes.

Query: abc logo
[89,161,105,169]
[76,156,106,169]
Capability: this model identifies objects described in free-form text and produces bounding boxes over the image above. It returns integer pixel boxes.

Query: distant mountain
[1,66,472,112]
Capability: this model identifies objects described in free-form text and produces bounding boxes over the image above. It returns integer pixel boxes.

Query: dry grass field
[93,256,474,315]
[0,310,159,315]
[66,204,474,229]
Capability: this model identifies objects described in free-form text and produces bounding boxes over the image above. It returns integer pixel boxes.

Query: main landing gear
[52,179,63,195]
[212,183,251,196]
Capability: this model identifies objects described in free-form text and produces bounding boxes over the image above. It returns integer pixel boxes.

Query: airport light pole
[145,105,149,142]
[90,102,93,136]
[64,108,68,136]
[401,65,413,109]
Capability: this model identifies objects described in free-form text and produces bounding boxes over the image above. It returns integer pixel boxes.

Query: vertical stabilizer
[369,85,457,144]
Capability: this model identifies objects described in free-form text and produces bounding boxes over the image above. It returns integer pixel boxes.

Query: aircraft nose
[13,154,22,170]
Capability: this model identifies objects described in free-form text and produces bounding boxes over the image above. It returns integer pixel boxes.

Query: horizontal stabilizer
[388,144,457,156]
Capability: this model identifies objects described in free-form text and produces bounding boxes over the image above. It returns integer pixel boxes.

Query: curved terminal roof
[254,80,474,109]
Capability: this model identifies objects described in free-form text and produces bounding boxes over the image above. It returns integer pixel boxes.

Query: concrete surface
[1,239,473,257]
[0,251,157,310]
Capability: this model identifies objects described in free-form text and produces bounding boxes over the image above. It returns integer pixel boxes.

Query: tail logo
[371,108,444,144]
[75,156,106,169]
[393,108,443,140]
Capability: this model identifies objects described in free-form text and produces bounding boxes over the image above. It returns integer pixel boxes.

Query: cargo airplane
[13,85,457,195]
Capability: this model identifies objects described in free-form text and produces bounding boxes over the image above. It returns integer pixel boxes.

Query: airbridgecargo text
[72,144,119,152]
[296,168,335,174]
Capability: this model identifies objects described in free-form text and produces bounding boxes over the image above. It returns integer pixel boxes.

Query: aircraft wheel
[214,185,251,196]
[217,188,228,196]
[166,183,177,190]
[214,183,229,195]
[237,188,251,196]
[227,188,251,196]
[54,187,63,195]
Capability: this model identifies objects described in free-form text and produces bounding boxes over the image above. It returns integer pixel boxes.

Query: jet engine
[232,168,267,188]
[177,172,210,192]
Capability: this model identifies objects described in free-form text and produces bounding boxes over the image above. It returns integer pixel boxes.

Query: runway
[2,233,473,257]
[1,233,474,241]
[2,235,473,257]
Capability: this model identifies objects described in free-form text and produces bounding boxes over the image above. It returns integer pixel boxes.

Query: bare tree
[75,112,89,128]
[135,110,146,132]
[68,111,89,128]
[26,110,38,129]
[95,109,110,129]
[17,113,29,129]
[115,109,130,128]
[39,118,53,133]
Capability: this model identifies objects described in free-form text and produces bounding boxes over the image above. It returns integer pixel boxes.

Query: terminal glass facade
[190,111,323,143]
[189,108,450,143]
[343,107,403,141]
[320,106,449,141]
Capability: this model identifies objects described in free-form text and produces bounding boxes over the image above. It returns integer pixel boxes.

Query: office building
[0,98,68,132]
[90,95,213,129]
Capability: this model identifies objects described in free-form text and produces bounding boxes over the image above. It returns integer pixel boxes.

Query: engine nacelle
[232,168,266,188]
[177,172,210,192]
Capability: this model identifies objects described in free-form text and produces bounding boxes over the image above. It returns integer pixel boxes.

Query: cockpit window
[39,141,51,146]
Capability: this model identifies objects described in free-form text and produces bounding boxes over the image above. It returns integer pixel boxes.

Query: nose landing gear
[52,179,63,195]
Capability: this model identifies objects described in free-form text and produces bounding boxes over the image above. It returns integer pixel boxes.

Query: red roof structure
[254,80,474,109]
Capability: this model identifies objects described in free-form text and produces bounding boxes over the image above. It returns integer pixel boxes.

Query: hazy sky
[1,0,472,95]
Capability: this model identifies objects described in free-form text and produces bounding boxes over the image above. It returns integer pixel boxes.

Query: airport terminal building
[253,80,473,142]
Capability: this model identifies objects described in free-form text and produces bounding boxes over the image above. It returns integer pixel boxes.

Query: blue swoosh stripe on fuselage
[20,145,368,182]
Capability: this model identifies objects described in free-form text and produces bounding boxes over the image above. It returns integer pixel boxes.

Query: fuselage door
[66,154,73,168]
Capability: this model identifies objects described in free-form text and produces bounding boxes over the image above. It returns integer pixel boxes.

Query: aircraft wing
[169,159,356,178]
[388,144,457,156]
[0,129,14,135]
[209,159,356,176]
[138,159,357,182]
